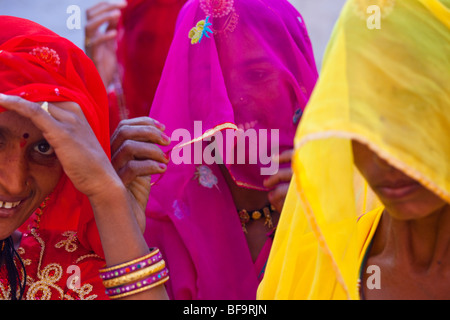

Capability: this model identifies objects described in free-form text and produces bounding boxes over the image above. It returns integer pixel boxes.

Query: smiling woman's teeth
[0,201,21,209]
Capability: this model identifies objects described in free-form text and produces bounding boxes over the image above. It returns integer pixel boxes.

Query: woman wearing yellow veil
[258,0,450,300]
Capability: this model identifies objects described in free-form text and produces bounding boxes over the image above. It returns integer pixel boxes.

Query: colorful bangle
[99,249,162,280]
[102,260,166,289]
[106,268,170,299]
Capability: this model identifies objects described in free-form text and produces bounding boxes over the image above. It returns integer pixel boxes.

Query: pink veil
[145,0,318,299]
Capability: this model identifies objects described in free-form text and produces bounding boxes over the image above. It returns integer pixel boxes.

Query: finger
[87,29,118,48]
[117,159,167,186]
[111,117,165,142]
[272,149,294,164]
[50,100,84,113]
[263,167,293,188]
[268,183,290,212]
[85,9,122,37]
[111,122,170,154]
[40,102,95,141]
[86,1,126,20]
[86,2,110,19]
[0,94,59,133]
[111,140,169,172]
[111,125,170,156]
[115,117,166,131]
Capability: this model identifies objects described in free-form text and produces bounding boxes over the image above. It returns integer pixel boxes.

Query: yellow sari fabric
[258,0,450,300]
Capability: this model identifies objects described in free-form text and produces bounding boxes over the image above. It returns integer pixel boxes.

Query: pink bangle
[106,267,169,299]
[99,249,162,281]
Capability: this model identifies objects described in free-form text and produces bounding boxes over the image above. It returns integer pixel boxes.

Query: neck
[218,164,269,210]
[373,205,450,272]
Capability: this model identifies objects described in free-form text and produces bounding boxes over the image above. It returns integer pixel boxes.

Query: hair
[0,237,27,300]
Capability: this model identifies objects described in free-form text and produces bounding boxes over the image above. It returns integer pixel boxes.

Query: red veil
[0,16,109,257]
[111,0,187,127]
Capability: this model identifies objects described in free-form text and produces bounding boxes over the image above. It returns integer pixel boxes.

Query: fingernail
[159,163,167,170]
[163,153,170,161]
[154,119,165,131]
[161,132,171,143]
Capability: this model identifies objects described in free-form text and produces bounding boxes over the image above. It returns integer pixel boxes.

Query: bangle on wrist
[99,248,169,299]
[106,268,169,299]
[99,248,162,280]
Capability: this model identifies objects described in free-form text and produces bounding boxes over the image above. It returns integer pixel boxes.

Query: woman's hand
[110,117,170,233]
[263,149,294,213]
[0,95,170,299]
[0,95,120,200]
[85,1,126,88]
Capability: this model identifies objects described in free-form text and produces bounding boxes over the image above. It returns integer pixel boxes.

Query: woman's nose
[372,151,403,175]
[0,150,29,195]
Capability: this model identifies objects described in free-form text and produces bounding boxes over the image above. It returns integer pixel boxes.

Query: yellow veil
[257,0,450,300]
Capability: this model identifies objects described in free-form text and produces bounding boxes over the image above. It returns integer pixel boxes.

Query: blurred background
[0,0,346,69]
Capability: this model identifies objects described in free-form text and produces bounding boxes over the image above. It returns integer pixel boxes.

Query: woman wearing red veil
[0,16,170,300]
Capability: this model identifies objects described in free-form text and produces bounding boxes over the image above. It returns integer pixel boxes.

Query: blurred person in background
[84,0,187,134]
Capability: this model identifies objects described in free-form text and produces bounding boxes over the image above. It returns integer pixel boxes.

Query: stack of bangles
[99,248,169,299]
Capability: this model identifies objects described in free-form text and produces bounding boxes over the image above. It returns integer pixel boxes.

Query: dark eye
[33,141,55,156]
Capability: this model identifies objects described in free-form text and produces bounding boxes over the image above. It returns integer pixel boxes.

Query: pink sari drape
[144,0,318,299]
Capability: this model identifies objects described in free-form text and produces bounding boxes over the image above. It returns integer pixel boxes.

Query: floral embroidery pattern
[189,16,213,45]
[55,231,78,253]
[189,0,239,44]
[29,46,61,70]
[26,263,65,300]
[0,229,100,300]
[65,278,96,300]
[194,165,219,189]
[172,200,190,219]
[200,0,234,18]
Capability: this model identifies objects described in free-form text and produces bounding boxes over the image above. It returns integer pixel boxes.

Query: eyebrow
[0,126,41,142]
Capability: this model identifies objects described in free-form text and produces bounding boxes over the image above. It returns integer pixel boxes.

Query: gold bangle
[102,260,166,289]
[108,276,169,300]
[99,248,160,273]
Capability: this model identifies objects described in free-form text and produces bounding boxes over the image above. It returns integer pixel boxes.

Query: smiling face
[0,111,62,239]
[352,140,448,220]
[217,28,297,134]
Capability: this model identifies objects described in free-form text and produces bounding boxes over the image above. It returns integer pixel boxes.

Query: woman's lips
[0,199,25,218]
[376,180,421,199]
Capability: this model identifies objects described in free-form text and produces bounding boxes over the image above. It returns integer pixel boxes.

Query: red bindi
[20,133,29,148]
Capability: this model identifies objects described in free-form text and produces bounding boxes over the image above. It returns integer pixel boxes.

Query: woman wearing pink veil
[145,0,318,299]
